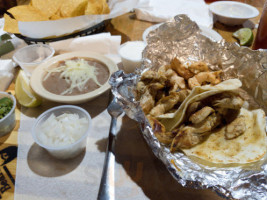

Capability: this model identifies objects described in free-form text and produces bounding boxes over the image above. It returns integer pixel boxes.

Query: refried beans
[42,57,109,96]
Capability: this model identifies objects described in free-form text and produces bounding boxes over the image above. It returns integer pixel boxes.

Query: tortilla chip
[85,0,103,15]
[7,5,49,21]
[49,14,62,20]
[3,14,19,34]
[101,0,110,14]
[60,0,88,18]
[32,0,64,18]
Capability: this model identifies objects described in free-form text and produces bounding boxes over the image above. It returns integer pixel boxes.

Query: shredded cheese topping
[44,58,102,95]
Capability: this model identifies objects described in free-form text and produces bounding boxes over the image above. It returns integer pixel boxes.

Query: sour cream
[119,41,146,73]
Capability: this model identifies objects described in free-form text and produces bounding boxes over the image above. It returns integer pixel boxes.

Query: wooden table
[1,0,265,199]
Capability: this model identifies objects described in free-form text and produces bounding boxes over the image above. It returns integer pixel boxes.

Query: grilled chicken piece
[140,82,165,114]
[188,61,209,74]
[136,81,146,100]
[225,115,246,139]
[170,113,221,150]
[189,106,215,124]
[165,69,186,92]
[212,94,244,110]
[170,128,210,151]
[147,116,178,144]
[140,88,155,114]
[188,71,222,89]
[171,57,194,80]
[158,64,186,91]
[158,64,171,74]
[149,89,190,117]
[186,101,203,117]
[141,70,167,85]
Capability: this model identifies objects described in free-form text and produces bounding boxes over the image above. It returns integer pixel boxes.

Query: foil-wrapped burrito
[109,15,267,200]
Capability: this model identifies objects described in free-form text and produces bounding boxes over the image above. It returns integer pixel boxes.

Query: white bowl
[0,92,16,137]
[30,51,118,104]
[209,1,259,26]
[32,105,91,159]
[13,44,55,76]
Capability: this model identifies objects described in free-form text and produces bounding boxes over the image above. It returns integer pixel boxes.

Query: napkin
[50,33,122,64]
[0,17,26,91]
[15,94,119,200]
[15,94,223,200]
[0,59,16,91]
[135,0,213,28]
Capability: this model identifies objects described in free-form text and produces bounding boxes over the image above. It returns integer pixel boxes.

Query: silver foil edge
[109,15,267,200]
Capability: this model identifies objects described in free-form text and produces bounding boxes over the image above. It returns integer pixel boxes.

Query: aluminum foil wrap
[109,15,267,200]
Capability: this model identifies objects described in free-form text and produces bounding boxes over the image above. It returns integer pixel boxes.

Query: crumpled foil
[109,15,267,200]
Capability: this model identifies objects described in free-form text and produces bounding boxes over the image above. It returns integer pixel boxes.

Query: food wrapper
[17,0,138,38]
[109,15,267,200]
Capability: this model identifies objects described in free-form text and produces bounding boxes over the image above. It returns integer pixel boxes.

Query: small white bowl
[32,105,91,159]
[0,92,16,137]
[13,44,55,76]
[209,1,259,26]
[119,41,146,73]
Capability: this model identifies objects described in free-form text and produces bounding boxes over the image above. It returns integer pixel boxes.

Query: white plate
[209,1,259,26]
[142,23,222,43]
[30,51,118,104]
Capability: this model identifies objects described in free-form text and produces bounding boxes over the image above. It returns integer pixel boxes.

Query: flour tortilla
[159,79,242,131]
[182,108,267,164]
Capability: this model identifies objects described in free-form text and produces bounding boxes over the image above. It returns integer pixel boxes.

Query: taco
[158,79,242,131]
[181,107,266,164]
[148,79,266,164]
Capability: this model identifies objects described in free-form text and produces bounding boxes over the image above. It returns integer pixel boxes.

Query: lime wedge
[233,28,254,46]
[15,70,42,108]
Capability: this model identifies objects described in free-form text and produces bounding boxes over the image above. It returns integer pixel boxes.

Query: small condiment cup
[13,44,55,76]
[119,41,146,73]
[0,92,16,137]
[32,105,91,159]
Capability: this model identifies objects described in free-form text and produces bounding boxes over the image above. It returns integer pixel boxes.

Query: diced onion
[38,113,88,147]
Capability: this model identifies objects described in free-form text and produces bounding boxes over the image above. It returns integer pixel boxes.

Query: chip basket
[14,20,109,45]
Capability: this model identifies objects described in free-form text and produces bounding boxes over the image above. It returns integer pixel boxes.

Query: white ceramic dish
[209,1,259,26]
[30,51,118,104]
[0,92,16,137]
[32,105,91,159]
[143,23,222,43]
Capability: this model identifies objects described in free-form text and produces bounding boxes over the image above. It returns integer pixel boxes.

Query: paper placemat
[15,92,112,200]
[14,90,223,199]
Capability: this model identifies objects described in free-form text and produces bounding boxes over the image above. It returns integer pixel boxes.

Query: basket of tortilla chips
[4,0,138,40]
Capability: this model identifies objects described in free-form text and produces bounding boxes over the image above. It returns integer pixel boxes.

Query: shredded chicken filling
[136,58,247,152]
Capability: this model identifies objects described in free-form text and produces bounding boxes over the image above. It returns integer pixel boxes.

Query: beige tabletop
[1,0,265,199]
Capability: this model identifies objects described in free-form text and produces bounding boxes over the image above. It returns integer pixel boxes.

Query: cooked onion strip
[44,58,102,95]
